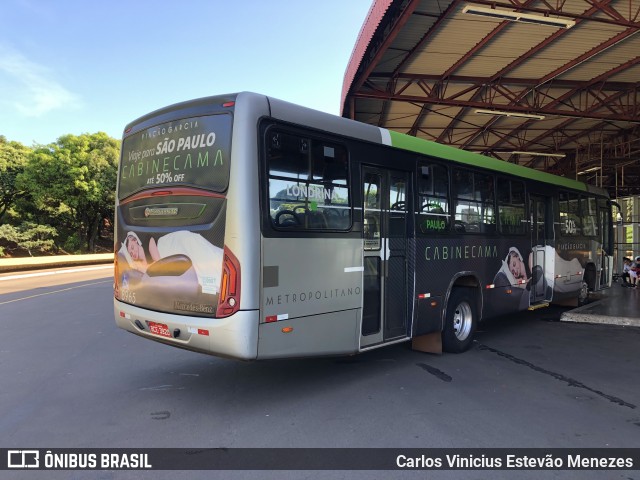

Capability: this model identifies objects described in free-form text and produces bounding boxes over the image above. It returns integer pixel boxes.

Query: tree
[17,132,119,252]
[0,136,30,220]
[0,222,57,257]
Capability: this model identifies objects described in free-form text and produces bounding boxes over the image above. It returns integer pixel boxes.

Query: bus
[114,92,614,359]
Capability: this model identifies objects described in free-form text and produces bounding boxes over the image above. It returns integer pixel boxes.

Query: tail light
[217,246,241,317]
[114,251,120,300]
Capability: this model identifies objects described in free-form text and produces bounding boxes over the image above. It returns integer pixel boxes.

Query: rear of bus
[113,93,264,360]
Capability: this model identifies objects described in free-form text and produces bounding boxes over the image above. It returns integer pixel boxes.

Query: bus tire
[443,288,477,353]
[577,281,589,306]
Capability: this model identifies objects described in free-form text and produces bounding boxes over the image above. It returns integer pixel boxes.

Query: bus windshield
[118,113,232,200]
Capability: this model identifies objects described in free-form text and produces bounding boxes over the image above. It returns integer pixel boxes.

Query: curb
[560,298,640,328]
[0,254,113,274]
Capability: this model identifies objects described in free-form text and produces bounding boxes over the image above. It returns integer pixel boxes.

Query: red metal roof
[341,0,394,113]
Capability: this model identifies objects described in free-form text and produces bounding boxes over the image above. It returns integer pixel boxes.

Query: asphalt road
[1,268,638,480]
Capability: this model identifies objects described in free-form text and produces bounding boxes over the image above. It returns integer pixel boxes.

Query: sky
[0,0,373,146]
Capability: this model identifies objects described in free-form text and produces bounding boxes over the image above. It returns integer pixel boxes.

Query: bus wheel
[443,288,477,353]
[578,281,589,306]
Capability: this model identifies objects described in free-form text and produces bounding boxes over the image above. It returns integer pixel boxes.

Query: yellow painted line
[0,280,112,306]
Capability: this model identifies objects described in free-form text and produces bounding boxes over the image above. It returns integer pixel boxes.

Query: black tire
[577,280,589,306]
[579,265,595,306]
[443,287,477,353]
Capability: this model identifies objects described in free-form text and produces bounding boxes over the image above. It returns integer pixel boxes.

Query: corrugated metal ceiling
[342,0,640,196]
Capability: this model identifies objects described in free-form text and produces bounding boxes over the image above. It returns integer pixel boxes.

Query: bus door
[599,202,613,288]
[360,166,411,348]
[530,194,552,303]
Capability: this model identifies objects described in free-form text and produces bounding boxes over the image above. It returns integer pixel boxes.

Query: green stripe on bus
[388,130,587,192]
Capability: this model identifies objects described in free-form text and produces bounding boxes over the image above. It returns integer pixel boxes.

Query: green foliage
[0,136,31,220]
[16,132,119,252]
[63,233,83,252]
[0,222,58,257]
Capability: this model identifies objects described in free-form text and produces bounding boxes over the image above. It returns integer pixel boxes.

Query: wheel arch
[442,272,483,325]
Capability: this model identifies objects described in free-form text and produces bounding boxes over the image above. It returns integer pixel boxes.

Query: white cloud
[0,45,81,117]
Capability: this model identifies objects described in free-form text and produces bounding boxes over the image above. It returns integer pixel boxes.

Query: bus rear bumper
[114,299,259,360]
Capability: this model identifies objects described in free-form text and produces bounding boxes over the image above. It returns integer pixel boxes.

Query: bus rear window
[118,114,232,200]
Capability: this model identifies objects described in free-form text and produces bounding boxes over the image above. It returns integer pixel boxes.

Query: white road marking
[0,280,112,305]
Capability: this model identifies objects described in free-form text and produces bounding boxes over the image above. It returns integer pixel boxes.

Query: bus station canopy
[341,0,640,196]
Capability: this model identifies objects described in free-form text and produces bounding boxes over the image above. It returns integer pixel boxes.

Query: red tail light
[217,246,241,317]
[114,251,120,299]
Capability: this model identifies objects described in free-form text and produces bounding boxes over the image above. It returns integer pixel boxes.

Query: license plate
[148,321,172,338]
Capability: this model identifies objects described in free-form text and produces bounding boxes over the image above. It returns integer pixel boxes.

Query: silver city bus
[114,92,614,359]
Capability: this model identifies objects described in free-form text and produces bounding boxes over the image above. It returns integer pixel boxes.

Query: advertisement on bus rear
[116,114,231,317]
[116,228,224,317]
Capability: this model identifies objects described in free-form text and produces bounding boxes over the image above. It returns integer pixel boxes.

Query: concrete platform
[561,281,640,327]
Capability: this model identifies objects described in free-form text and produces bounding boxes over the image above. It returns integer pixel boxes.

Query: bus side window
[267,129,351,231]
[582,196,598,237]
[322,208,349,229]
[453,169,495,234]
[559,191,581,236]
[417,163,449,234]
[497,178,526,235]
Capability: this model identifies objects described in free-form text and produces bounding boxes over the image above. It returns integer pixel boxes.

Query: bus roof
[388,130,595,194]
[121,91,606,197]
